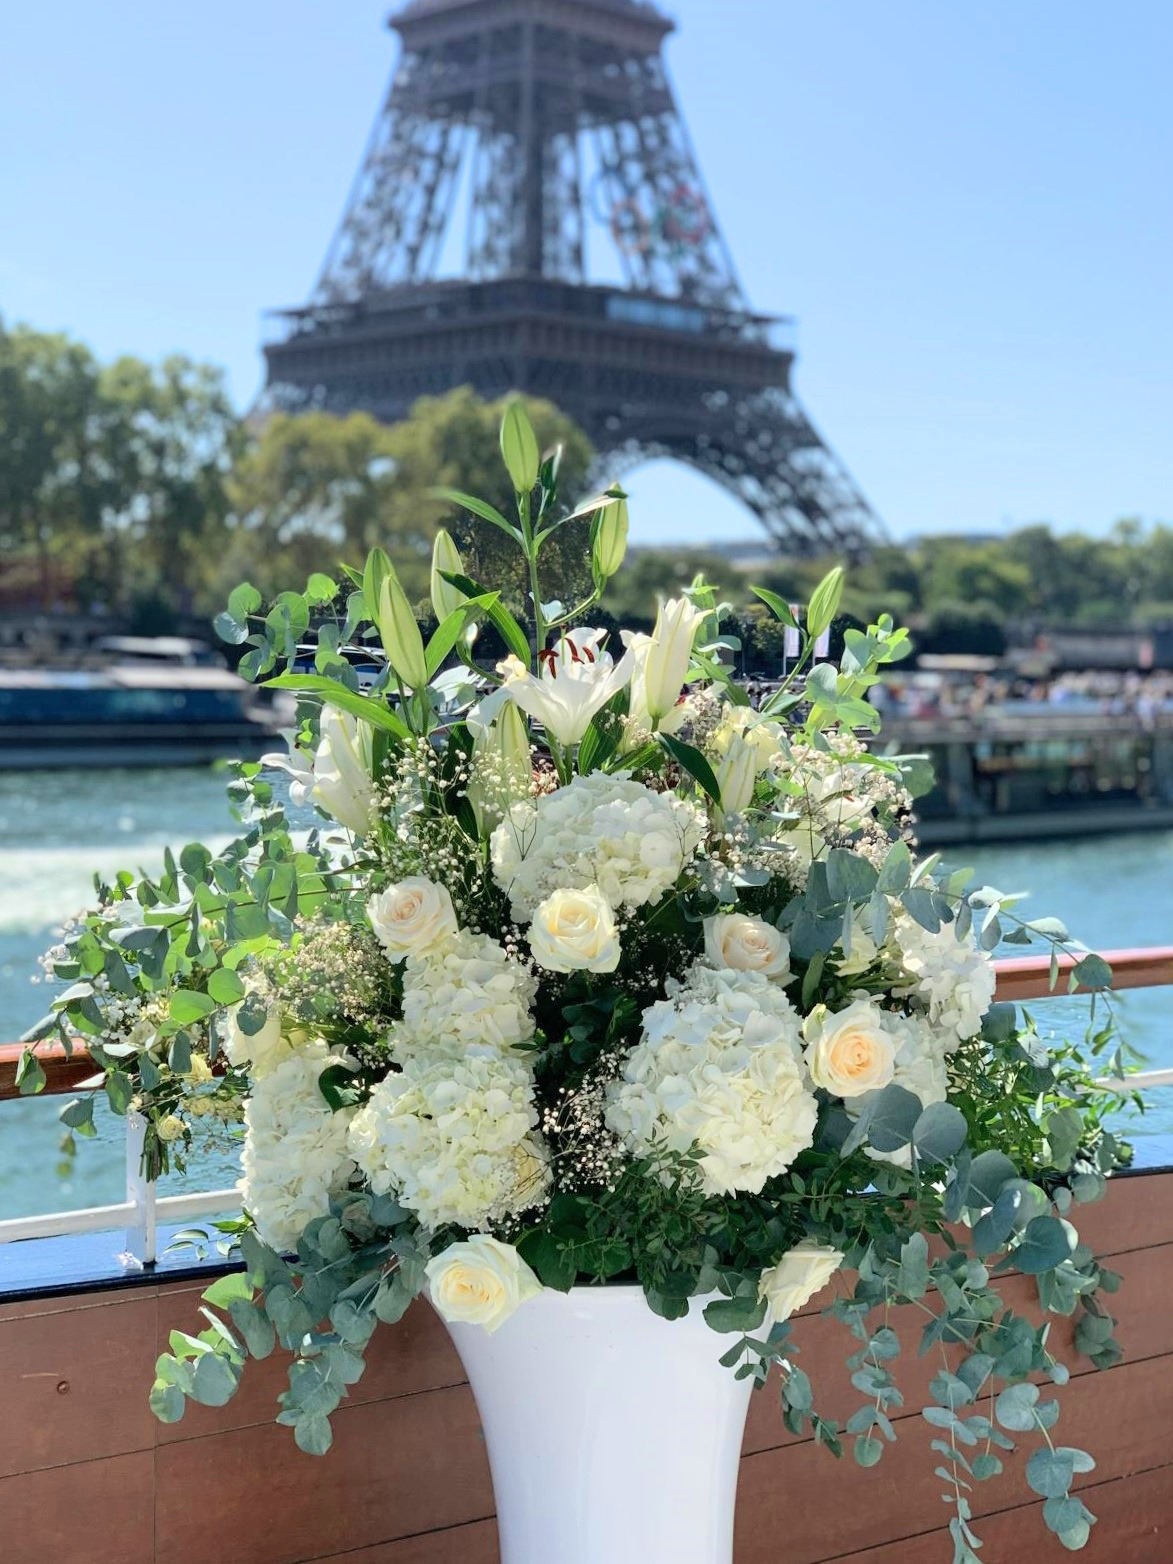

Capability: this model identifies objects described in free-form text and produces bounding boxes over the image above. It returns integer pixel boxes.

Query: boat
[883,708,1173,845]
[1,947,1170,1562]
[0,639,285,770]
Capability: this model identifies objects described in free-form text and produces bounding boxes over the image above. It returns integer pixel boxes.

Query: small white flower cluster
[347,1050,550,1231]
[239,1043,357,1252]
[605,964,818,1196]
[893,912,997,1045]
[491,770,705,921]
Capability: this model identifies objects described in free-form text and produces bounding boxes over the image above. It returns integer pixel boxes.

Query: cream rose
[529,886,620,974]
[368,876,458,962]
[425,1236,543,1333]
[760,1240,844,1321]
[704,913,791,981]
[802,998,897,1098]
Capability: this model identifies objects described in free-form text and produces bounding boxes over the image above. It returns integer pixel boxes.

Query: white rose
[220,1002,304,1078]
[368,877,458,962]
[760,1241,844,1322]
[704,913,791,981]
[529,886,621,974]
[803,998,897,1098]
[426,1235,543,1333]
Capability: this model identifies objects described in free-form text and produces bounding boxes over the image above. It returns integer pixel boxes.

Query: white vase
[444,1284,755,1564]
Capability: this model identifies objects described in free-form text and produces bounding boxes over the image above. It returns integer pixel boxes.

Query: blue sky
[3,0,1171,547]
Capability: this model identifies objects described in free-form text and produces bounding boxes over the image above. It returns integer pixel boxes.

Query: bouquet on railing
[21,404,1131,1560]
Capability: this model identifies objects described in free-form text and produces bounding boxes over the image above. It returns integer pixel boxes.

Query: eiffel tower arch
[264,0,882,556]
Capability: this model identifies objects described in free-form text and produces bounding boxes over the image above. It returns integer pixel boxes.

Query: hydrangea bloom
[347,1052,551,1230]
[605,964,817,1196]
[239,1043,356,1251]
[400,930,537,1057]
[893,913,996,1044]
[491,770,705,920]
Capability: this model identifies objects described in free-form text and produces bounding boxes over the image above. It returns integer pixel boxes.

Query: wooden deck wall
[2,1171,1170,1564]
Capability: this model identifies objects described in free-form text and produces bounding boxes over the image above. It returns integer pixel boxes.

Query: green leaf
[438,571,532,664]
[425,592,500,677]
[293,1412,334,1456]
[842,1082,922,1156]
[149,1379,187,1423]
[60,1096,96,1132]
[227,582,262,621]
[1071,952,1112,991]
[1027,1447,1079,1499]
[170,989,216,1025]
[876,839,911,894]
[1015,1215,1075,1275]
[750,586,799,628]
[500,399,541,493]
[703,1293,768,1333]
[190,1352,239,1408]
[305,573,337,604]
[213,611,249,646]
[854,1435,884,1467]
[994,1382,1039,1431]
[825,848,879,905]
[228,1299,276,1359]
[15,1050,46,1095]
[263,674,411,740]
[207,968,246,1006]
[657,733,722,806]
[965,1149,1017,1209]
[105,1070,133,1115]
[913,1102,968,1164]
[203,1272,254,1309]
[431,486,523,545]
[806,565,845,638]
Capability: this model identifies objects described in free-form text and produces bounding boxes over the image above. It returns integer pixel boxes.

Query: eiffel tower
[264,0,882,555]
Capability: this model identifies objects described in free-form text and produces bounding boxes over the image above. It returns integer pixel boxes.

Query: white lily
[625,597,705,728]
[623,632,687,741]
[311,707,378,834]
[500,628,635,748]
[266,708,377,835]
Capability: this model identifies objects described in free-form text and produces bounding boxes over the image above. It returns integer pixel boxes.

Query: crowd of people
[869,668,1173,725]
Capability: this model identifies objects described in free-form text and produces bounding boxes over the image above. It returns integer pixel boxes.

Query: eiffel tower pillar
[264,0,882,557]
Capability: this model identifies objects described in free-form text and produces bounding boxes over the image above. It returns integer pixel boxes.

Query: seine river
[1,768,1170,1221]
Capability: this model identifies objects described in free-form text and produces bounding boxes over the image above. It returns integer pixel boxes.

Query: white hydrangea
[239,1042,356,1252]
[893,913,996,1045]
[490,771,705,921]
[400,930,537,1057]
[347,1052,551,1231]
[604,964,818,1197]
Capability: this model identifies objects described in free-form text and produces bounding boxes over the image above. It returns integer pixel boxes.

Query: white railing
[2,1076,1170,1271]
[0,1112,238,1267]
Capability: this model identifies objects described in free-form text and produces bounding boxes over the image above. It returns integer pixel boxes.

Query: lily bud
[430,529,467,623]
[715,732,757,815]
[311,708,377,835]
[643,597,705,726]
[469,701,533,831]
[591,491,629,581]
[377,568,428,691]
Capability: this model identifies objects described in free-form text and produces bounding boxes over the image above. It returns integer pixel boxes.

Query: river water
[1,768,1170,1220]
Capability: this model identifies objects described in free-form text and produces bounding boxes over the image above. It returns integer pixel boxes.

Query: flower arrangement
[20,404,1132,1561]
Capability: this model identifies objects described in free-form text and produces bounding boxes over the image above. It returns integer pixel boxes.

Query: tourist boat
[0,638,284,770]
[883,709,1173,845]
[1,946,1169,1563]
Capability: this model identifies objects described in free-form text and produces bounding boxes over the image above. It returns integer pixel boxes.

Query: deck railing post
[124,1110,157,1267]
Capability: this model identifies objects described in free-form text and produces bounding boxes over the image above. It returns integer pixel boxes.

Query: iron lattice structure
[264,0,881,555]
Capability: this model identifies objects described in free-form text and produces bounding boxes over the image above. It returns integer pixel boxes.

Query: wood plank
[0,1449,154,1564]
[993,945,1173,1003]
[305,1520,499,1564]
[0,1040,96,1101]
[154,1384,495,1564]
[154,1286,467,1444]
[829,1459,1173,1563]
[734,1352,1173,1564]
[0,1290,159,1478]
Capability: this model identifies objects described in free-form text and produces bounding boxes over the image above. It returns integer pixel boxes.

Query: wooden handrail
[2,946,1171,1100]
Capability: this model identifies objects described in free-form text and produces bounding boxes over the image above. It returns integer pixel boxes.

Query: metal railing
[1,946,1171,1271]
